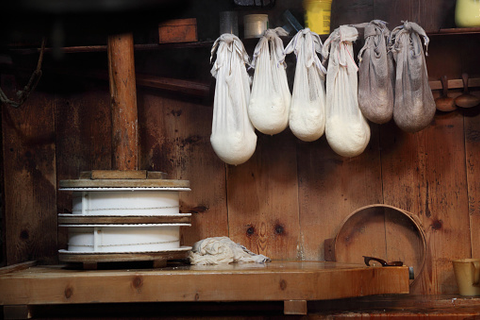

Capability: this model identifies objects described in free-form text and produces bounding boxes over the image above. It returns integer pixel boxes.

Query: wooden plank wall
[2,0,480,297]
[1,77,57,265]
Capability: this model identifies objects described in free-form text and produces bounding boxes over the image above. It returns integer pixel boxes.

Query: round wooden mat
[332,204,427,286]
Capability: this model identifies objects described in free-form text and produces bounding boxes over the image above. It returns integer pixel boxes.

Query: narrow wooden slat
[0,261,36,275]
[429,77,480,91]
[438,27,480,34]
[90,170,147,180]
[36,66,211,97]
[8,41,215,55]
[57,215,191,225]
[136,74,210,97]
[58,250,190,264]
[147,171,168,179]
[59,178,190,189]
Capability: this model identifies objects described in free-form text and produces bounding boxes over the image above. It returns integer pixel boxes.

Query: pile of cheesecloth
[209,21,434,165]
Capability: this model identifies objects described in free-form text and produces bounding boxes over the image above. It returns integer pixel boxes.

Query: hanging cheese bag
[249,27,291,135]
[357,20,394,124]
[389,21,435,133]
[285,28,327,142]
[322,25,370,157]
[210,34,257,165]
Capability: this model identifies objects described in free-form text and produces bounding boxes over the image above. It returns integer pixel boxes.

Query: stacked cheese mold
[58,170,191,266]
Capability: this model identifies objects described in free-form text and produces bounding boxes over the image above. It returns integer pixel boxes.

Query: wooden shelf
[429,77,480,91]
[0,260,409,317]
[7,26,480,55]
[8,41,215,55]
[432,27,480,35]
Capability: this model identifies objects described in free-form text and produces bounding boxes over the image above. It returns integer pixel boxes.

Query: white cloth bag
[285,28,327,142]
[323,25,370,157]
[210,34,257,165]
[248,27,291,135]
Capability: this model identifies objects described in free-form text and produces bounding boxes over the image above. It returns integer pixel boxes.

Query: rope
[0,37,46,108]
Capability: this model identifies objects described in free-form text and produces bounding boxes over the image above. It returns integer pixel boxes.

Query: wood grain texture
[330,0,374,30]
[0,261,410,305]
[427,34,480,82]
[2,91,57,265]
[464,108,480,259]
[138,91,228,246]
[108,33,139,171]
[89,170,147,179]
[380,112,470,294]
[55,87,112,251]
[57,214,191,225]
[58,250,190,265]
[226,131,300,260]
[297,125,383,261]
[58,178,190,189]
[373,0,456,32]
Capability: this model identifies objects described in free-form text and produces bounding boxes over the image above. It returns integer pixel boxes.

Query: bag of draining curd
[322,25,370,157]
[248,27,291,135]
[389,21,435,133]
[284,28,327,142]
[210,34,257,165]
[356,20,394,124]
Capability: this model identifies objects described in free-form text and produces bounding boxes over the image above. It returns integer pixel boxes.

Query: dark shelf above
[8,40,216,55]
[431,27,480,35]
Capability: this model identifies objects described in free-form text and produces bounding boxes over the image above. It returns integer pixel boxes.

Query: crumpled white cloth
[189,237,270,265]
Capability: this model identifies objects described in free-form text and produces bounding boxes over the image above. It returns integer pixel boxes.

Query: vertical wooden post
[107,33,139,171]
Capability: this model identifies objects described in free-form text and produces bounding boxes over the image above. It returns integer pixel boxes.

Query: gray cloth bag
[357,20,394,124]
[389,21,435,133]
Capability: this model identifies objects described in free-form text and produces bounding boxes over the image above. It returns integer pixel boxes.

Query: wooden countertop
[3,261,480,318]
[0,261,409,312]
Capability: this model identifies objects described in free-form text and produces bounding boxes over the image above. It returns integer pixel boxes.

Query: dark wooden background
[1,0,480,296]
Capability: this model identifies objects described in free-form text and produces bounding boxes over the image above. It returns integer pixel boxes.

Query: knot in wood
[132,276,143,289]
[64,286,73,299]
[20,230,29,240]
[431,219,443,231]
[274,224,285,235]
[279,279,287,291]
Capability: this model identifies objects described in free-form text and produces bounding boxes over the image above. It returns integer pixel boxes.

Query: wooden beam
[0,261,410,305]
[107,33,139,171]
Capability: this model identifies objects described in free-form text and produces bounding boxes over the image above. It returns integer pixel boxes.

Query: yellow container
[455,0,480,27]
[303,0,332,35]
